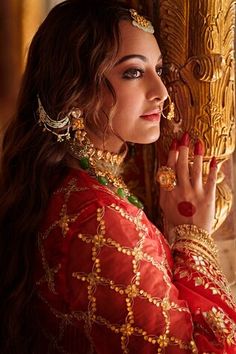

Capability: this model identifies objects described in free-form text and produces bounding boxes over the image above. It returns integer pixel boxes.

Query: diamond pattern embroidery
[35,174,236,353]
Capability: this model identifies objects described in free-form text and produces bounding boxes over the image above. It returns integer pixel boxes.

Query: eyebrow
[115,54,162,66]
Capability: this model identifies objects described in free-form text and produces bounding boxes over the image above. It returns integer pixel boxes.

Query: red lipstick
[140,109,161,122]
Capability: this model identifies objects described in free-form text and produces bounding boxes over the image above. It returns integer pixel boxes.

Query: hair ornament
[129,9,154,34]
[37,96,71,142]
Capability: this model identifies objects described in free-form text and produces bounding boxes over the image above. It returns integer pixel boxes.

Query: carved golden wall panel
[156,0,236,231]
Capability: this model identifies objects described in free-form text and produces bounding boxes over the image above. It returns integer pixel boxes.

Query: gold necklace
[67,121,144,209]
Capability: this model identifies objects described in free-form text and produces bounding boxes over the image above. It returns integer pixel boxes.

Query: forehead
[117,20,161,61]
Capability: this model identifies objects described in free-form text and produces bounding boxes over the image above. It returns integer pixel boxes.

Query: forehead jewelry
[37,96,71,142]
[129,9,154,34]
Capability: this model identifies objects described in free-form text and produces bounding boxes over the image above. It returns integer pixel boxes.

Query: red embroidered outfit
[34,168,236,353]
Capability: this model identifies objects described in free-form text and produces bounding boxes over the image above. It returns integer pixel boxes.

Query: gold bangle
[172,224,219,264]
[174,224,214,246]
[173,235,218,261]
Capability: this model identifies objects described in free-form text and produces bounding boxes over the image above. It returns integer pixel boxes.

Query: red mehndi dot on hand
[177,201,196,217]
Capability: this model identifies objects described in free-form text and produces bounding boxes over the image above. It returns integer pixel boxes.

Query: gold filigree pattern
[35,174,236,353]
[173,248,235,310]
[37,236,61,294]
[157,0,236,231]
[203,307,236,345]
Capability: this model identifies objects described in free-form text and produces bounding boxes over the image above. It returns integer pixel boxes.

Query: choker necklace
[67,120,144,209]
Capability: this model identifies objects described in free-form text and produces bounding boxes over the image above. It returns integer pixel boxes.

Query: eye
[122,68,144,79]
[156,66,163,77]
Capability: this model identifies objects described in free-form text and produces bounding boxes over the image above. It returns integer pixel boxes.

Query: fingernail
[210,156,217,168]
[179,132,190,147]
[194,139,204,155]
[170,138,178,151]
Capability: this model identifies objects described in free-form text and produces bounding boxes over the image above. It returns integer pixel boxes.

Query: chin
[142,131,160,144]
[131,132,160,144]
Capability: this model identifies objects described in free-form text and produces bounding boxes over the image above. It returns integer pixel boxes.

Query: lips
[140,109,161,122]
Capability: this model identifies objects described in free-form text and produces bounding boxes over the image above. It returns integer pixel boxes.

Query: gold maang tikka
[129,9,154,34]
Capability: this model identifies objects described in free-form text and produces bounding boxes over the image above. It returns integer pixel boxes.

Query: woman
[0,0,235,353]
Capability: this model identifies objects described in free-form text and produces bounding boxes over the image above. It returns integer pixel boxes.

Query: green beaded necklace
[78,155,144,210]
[67,116,144,209]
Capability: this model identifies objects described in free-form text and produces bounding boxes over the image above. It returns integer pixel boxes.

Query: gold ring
[156,166,177,191]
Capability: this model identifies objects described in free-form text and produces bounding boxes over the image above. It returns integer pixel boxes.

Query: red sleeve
[34,175,236,354]
[172,224,236,353]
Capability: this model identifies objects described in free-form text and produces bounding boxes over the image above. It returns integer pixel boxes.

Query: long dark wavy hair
[0,1,132,352]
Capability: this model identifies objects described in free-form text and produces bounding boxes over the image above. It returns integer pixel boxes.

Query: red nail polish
[210,156,217,168]
[194,139,204,155]
[170,138,178,151]
[179,132,190,147]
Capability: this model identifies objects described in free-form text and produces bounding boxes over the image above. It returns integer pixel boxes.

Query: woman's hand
[159,132,217,234]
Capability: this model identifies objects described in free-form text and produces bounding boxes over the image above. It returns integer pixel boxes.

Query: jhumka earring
[162,95,175,121]
[70,108,86,144]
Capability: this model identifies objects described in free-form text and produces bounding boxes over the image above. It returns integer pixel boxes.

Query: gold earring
[162,96,175,121]
[69,108,87,144]
[70,108,83,129]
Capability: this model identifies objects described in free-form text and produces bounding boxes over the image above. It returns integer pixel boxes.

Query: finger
[167,138,178,169]
[191,139,204,189]
[176,132,191,187]
[205,157,217,195]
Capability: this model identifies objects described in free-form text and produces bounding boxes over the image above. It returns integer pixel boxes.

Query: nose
[146,76,168,103]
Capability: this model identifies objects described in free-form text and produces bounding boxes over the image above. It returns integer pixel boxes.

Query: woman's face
[96,20,168,152]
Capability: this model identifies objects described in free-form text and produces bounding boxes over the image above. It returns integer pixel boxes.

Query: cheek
[101,81,144,133]
[101,92,113,111]
[115,92,141,117]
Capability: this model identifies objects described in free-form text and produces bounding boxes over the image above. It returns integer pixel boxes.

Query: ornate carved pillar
[125,1,235,236]
[124,0,236,296]
[156,0,235,238]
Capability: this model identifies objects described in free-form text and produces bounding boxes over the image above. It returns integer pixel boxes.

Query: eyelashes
[122,68,144,79]
[122,66,164,80]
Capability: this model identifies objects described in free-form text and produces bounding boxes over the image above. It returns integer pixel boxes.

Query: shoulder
[40,168,141,232]
[35,169,173,304]
[39,167,151,238]
[37,168,172,274]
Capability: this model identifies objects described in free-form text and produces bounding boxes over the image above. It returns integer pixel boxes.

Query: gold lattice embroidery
[36,176,235,353]
[203,307,236,346]
[37,236,61,294]
[174,250,236,310]
[37,293,95,354]
[41,179,87,240]
[71,204,197,353]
